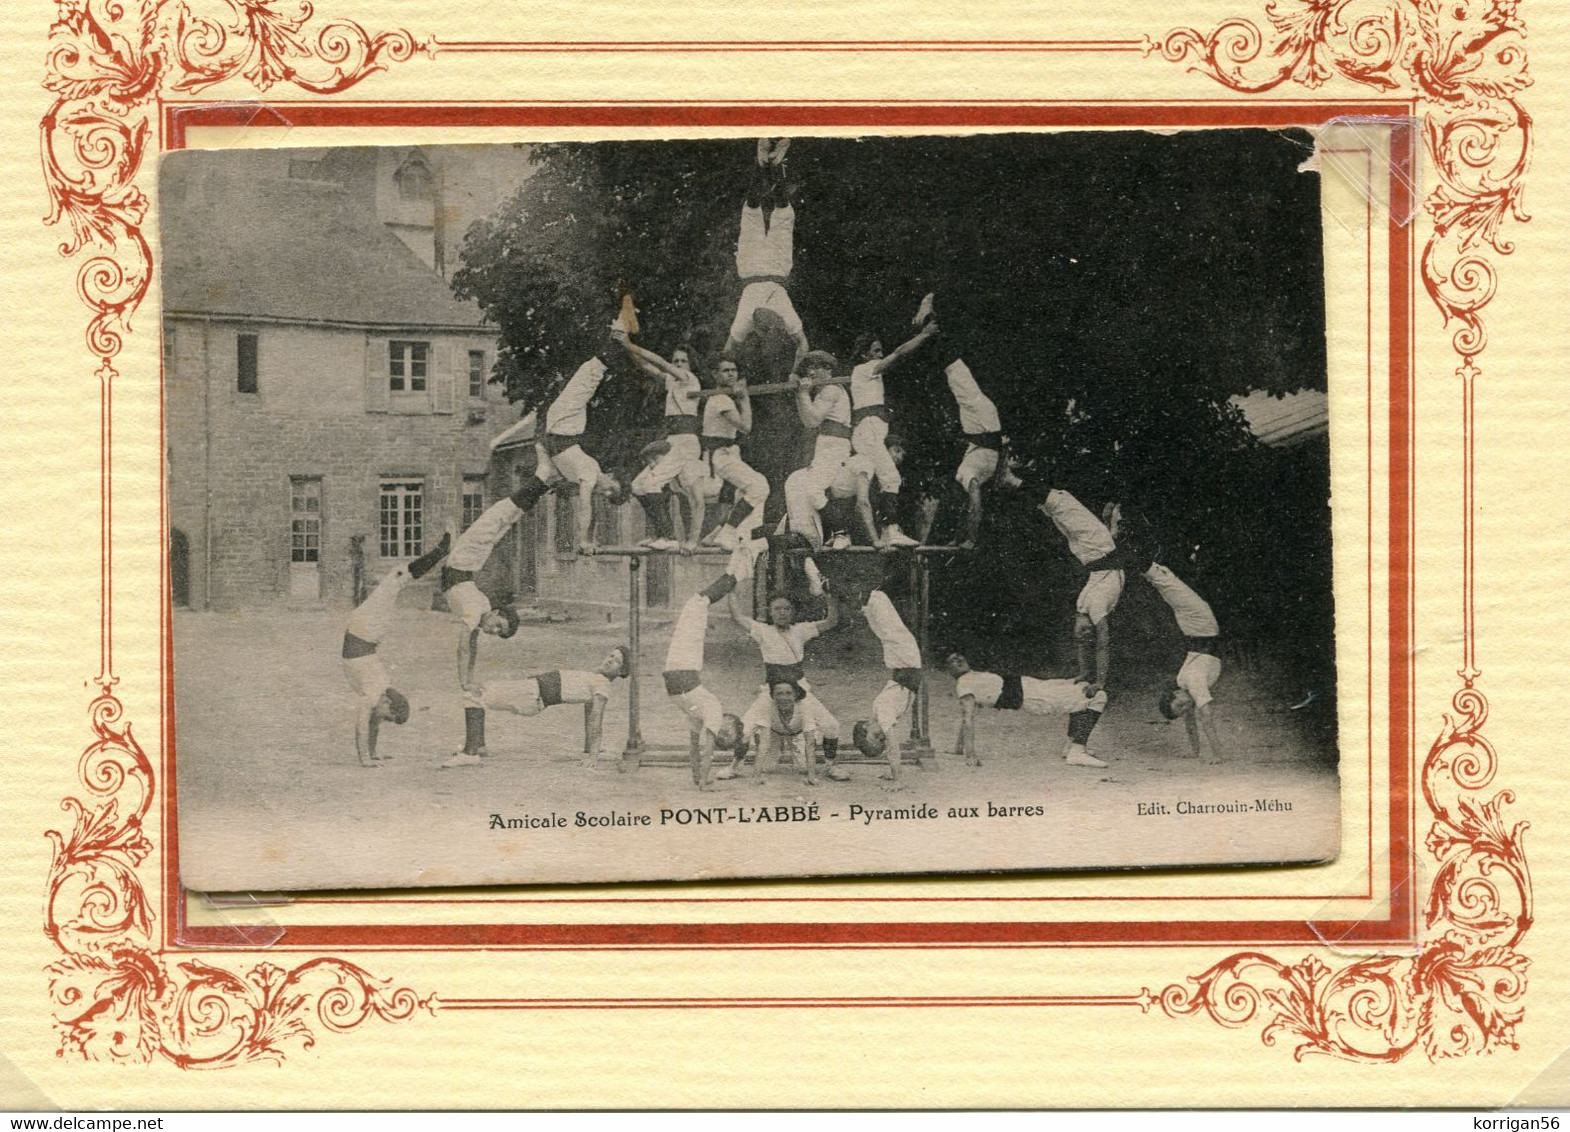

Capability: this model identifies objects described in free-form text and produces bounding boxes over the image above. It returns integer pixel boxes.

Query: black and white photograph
[165,131,1342,890]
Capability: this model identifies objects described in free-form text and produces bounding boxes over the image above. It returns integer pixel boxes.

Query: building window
[162,326,176,370]
[388,341,429,393]
[462,475,486,531]
[290,478,322,564]
[468,350,486,399]
[237,333,259,394]
[394,153,435,202]
[379,480,424,558]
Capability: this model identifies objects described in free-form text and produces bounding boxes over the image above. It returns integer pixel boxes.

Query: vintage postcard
[165,131,1342,891]
[4,0,1566,1111]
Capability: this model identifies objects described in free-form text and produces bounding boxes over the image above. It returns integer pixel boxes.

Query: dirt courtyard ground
[174,601,1342,891]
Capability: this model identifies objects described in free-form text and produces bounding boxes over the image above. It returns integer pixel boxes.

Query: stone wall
[167,316,505,609]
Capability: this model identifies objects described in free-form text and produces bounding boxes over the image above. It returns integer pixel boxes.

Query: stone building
[162,148,522,610]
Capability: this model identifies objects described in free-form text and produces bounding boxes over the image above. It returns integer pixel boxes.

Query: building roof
[490,411,538,453]
[1229,389,1328,448]
[159,150,489,330]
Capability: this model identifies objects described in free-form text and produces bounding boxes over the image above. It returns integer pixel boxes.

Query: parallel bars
[588,545,972,771]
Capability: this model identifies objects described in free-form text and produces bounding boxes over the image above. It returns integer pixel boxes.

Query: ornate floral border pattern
[42,0,433,1065]
[1158,689,1531,1061]
[44,0,424,360]
[39,0,1533,1070]
[1150,0,1532,363]
[1152,0,1532,1061]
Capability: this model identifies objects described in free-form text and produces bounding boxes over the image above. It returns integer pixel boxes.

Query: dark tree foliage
[451,139,744,477]
[453,130,1333,686]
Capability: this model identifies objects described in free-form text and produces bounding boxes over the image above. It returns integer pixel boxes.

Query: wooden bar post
[621,556,645,771]
[898,552,933,765]
[906,553,922,749]
[918,555,932,749]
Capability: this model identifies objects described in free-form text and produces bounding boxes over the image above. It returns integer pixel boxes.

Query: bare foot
[965,754,982,767]
[878,779,906,793]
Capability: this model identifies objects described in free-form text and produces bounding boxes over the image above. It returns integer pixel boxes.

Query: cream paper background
[1,0,1567,1109]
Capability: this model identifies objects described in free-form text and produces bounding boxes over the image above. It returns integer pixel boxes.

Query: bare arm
[583,695,607,759]
[458,628,480,691]
[866,320,940,377]
[916,494,940,545]
[818,591,841,635]
[695,727,716,789]
[957,695,978,763]
[854,477,881,547]
[794,379,827,429]
[717,404,746,435]
[684,479,706,551]
[668,492,686,545]
[1183,712,1202,759]
[621,340,688,385]
[624,349,665,382]
[354,706,378,767]
[1091,620,1111,693]
[734,389,753,434]
[752,729,771,782]
[727,592,759,633]
[1195,703,1225,764]
[964,480,984,545]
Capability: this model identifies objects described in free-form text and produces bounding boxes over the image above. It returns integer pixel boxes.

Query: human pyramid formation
[340,138,1229,788]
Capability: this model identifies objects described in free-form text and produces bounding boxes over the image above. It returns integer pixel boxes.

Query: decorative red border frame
[41,0,1529,1067]
[163,97,1413,954]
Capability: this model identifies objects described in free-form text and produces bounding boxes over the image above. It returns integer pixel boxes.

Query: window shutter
[432,339,455,414]
[364,335,389,413]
